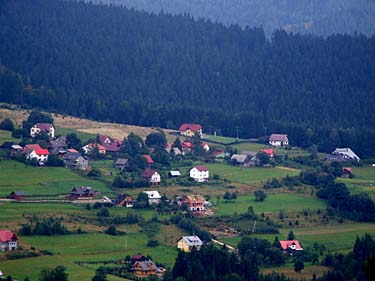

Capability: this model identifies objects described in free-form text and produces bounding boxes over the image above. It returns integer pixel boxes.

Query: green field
[338,166,375,198]
[203,134,246,144]
[55,126,96,143]
[220,222,375,253]
[0,160,113,196]
[0,129,18,144]
[206,164,300,184]
[214,193,326,216]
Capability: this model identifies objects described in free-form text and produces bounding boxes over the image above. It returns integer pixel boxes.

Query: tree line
[1,0,375,156]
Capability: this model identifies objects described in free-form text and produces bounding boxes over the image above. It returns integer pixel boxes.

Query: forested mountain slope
[94,0,375,37]
[1,0,375,156]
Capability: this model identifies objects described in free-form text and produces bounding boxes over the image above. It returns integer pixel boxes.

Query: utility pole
[235,126,239,142]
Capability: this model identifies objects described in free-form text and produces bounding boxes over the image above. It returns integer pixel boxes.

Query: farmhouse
[26,148,49,164]
[115,194,134,207]
[279,240,303,252]
[231,154,251,166]
[181,141,193,154]
[30,123,55,138]
[261,148,275,158]
[331,148,360,162]
[179,123,202,137]
[181,195,205,212]
[190,166,209,182]
[8,191,26,201]
[68,186,97,200]
[82,143,107,155]
[142,168,161,184]
[99,135,122,152]
[49,136,67,154]
[177,235,203,252]
[143,191,161,205]
[115,158,129,171]
[269,134,289,147]
[0,230,18,251]
[342,167,353,178]
[201,142,210,152]
[131,260,158,276]
[64,152,88,170]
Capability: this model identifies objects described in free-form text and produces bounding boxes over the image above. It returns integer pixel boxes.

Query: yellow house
[177,235,203,252]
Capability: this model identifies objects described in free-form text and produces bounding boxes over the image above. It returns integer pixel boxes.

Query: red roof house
[0,230,18,251]
[179,124,202,137]
[279,240,303,251]
[261,148,275,157]
[269,134,289,147]
[143,155,154,165]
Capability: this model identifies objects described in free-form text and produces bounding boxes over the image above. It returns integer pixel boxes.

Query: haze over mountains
[0,0,375,156]
[93,0,375,37]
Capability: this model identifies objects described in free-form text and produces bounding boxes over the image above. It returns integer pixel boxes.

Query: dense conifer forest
[1,0,375,156]
[94,0,375,37]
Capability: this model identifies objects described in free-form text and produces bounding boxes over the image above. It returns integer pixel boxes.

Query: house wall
[28,151,48,162]
[0,241,17,251]
[190,168,209,182]
[177,240,191,252]
[150,172,161,184]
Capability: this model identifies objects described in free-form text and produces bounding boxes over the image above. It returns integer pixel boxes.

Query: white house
[142,168,161,185]
[177,235,203,252]
[26,149,49,164]
[190,166,209,182]
[332,148,360,162]
[30,123,55,138]
[269,134,289,147]
[143,191,161,205]
[0,230,18,251]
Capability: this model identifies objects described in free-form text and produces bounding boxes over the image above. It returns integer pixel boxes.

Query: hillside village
[0,109,374,280]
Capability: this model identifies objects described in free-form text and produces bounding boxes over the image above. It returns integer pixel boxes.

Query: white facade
[30,124,55,138]
[190,167,209,182]
[0,240,17,251]
[144,191,161,205]
[269,134,289,147]
[149,172,161,184]
[27,150,49,163]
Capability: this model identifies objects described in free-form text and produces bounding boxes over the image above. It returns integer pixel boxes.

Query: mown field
[0,160,114,197]
[0,129,18,144]
[338,166,375,199]
[206,164,300,184]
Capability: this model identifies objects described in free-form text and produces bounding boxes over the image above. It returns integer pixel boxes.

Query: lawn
[220,222,375,253]
[0,129,18,144]
[0,160,114,196]
[214,193,326,216]
[206,164,300,184]
[55,126,96,143]
[203,134,246,144]
[338,166,375,199]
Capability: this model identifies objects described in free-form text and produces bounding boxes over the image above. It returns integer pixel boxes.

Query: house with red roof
[26,148,49,164]
[0,230,18,251]
[179,124,202,137]
[142,168,160,184]
[30,123,55,138]
[342,167,353,178]
[23,144,42,154]
[181,195,205,212]
[269,134,289,147]
[99,135,122,153]
[82,143,107,155]
[190,166,209,182]
[143,155,154,165]
[261,148,275,158]
[279,240,303,253]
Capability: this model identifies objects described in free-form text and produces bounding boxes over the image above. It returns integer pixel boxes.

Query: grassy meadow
[0,129,19,144]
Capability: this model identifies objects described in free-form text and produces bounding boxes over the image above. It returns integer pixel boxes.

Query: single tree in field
[294,260,304,272]
[254,190,267,202]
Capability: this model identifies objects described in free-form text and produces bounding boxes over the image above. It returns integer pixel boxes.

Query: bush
[97,207,110,217]
[0,118,14,131]
[147,239,159,247]
[294,260,304,272]
[105,225,117,236]
[254,190,267,202]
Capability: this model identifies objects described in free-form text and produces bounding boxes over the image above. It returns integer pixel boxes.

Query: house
[342,167,353,178]
[211,149,228,159]
[190,166,209,182]
[279,240,303,252]
[143,155,154,165]
[181,195,205,212]
[143,191,161,205]
[26,148,49,164]
[231,154,249,166]
[132,260,158,276]
[179,124,202,137]
[181,141,193,154]
[30,123,55,138]
[165,146,182,156]
[168,170,181,178]
[23,144,42,154]
[68,186,98,200]
[201,142,210,152]
[0,230,18,251]
[260,148,275,158]
[99,135,122,152]
[131,254,147,263]
[177,235,203,252]
[8,191,26,201]
[142,168,160,185]
[269,134,289,147]
[82,143,107,155]
[48,136,67,154]
[115,194,134,207]
[64,152,89,170]
[332,148,360,162]
[115,158,129,171]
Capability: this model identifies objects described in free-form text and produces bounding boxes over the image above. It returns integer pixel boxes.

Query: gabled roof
[143,191,161,199]
[24,144,42,151]
[343,167,353,173]
[182,142,193,148]
[132,260,157,271]
[103,142,120,152]
[179,124,202,132]
[115,158,129,165]
[143,155,154,164]
[0,230,18,243]
[183,195,205,203]
[193,165,208,172]
[169,170,181,176]
[67,148,79,153]
[143,168,158,178]
[115,193,133,205]
[180,235,203,247]
[70,186,96,196]
[34,149,49,155]
[34,123,54,130]
[279,240,303,251]
[261,148,275,156]
[231,154,248,163]
[269,134,288,142]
